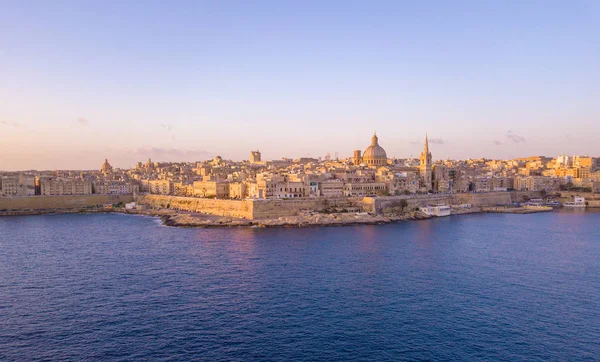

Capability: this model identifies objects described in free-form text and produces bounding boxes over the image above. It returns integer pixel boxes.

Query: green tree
[400,199,409,212]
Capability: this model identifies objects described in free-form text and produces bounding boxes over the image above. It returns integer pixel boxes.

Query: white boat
[563,202,586,208]
[563,196,586,208]
[421,205,451,217]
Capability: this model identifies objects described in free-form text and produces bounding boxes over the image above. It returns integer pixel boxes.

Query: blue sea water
[1,210,599,361]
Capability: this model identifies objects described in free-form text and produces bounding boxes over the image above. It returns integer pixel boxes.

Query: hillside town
[1,133,600,198]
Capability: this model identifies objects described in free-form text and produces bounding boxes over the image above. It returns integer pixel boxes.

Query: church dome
[363,133,387,166]
[101,158,113,173]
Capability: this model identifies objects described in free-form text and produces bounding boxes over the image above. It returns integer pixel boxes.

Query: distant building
[100,159,114,173]
[250,150,262,164]
[419,134,433,191]
[173,182,194,197]
[353,150,362,166]
[318,180,345,197]
[193,181,229,198]
[93,181,139,195]
[514,176,560,192]
[148,180,173,195]
[229,182,247,199]
[362,133,387,167]
[40,180,93,196]
[343,182,387,197]
[272,181,308,199]
[573,156,600,172]
[555,155,570,168]
[0,176,19,196]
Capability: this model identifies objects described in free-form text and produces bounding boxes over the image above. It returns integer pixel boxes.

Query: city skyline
[2,1,599,170]
[1,128,597,172]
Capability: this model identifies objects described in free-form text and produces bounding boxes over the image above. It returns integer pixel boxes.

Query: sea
[1,210,599,361]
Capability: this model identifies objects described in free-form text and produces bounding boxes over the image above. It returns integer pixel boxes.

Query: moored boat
[563,196,586,208]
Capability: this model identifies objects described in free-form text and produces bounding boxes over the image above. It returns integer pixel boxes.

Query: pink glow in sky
[1,1,599,170]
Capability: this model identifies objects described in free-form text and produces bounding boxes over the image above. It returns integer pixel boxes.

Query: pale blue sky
[1,0,599,170]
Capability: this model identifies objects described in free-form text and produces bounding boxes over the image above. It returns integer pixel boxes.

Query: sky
[1,0,599,170]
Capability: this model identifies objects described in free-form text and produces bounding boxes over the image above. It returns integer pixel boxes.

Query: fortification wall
[453,191,541,206]
[252,197,364,219]
[134,191,545,220]
[369,191,541,214]
[0,194,134,211]
[558,191,600,200]
[369,195,456,214]
[136,195,364,220]
[509,191,543,202]
[465,193,512,206]
[135,194,254,219]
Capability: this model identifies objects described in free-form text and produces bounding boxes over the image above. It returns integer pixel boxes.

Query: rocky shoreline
[160,210,434,228]
[0,207,433,228]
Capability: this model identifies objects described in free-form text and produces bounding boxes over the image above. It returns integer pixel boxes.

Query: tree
[400,199,409,212]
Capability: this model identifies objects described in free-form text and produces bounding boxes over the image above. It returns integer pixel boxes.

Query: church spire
[424,133,429,153]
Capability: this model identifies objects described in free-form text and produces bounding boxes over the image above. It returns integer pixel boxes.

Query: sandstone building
[419,134,433,191]
[362,133,388,167]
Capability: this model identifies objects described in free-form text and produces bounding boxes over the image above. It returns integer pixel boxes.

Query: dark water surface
[1,211,599,361]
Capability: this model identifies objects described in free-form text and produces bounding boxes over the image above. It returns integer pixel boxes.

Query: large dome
[363,133,387,166]
[100,158,113,173]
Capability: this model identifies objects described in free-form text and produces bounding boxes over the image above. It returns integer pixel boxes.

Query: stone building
[343,182,387,196]
[353,150,362,166]
[573,156,600,171]
[250,150,262,164]
[40,179,93,196]
[0,176,19,196]
[93,181,139,195]
[100,159,113,174]
[318,180,345,197]
[514,176,560,191]
[193,181,230,198]
[148,180,173,195]
[173,182,194,197]
[273,181,308,199]
[526,176,561,191]
[362,133,388,167]
[419,134,433,191]
[229,182,247,199]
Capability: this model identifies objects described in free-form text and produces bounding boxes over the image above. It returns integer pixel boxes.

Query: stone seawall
[450,191,541,206]
[252,198,364,219]
[0,194,134,211]
[135,194,254,219]
[133,192,544,221]
[368,191,541,214]
[588,200,600,207]
[135,195,364,220]
[368,195,455,214]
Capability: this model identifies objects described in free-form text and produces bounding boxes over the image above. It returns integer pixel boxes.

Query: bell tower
[419,134,433,191]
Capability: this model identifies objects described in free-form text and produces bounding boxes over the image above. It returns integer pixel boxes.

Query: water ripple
[0,211,599,360]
